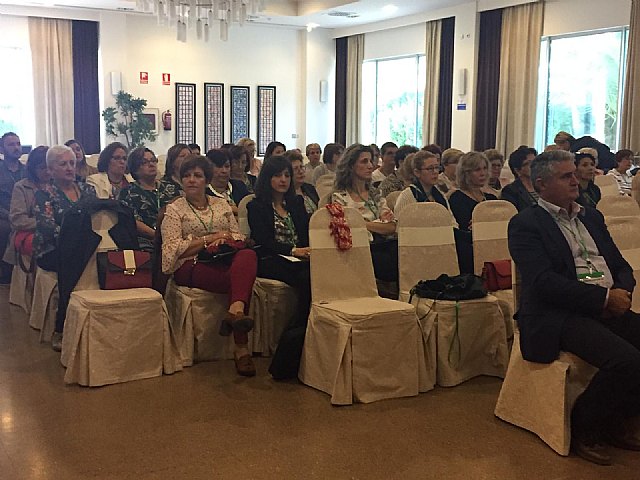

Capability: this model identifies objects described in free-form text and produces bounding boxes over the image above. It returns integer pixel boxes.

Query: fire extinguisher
[162,110,172,131]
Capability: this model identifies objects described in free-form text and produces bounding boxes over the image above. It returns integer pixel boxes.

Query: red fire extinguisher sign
[162,73,171,86]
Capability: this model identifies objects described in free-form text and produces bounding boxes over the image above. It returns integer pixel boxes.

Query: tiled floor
[1,285,638,479]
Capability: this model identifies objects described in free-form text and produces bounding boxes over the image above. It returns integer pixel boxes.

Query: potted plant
[102,90,157,148]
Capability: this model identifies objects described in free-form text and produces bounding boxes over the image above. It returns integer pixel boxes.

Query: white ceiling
[0,0,471,28]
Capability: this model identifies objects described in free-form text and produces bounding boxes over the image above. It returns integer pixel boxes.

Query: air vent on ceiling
[327,11,359,18]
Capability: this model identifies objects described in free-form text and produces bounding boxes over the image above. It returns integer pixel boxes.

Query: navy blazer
[500,178,537,212]
[508,204,634,363]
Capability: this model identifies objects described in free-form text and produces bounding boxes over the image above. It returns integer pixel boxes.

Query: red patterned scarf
[325,203,352,251]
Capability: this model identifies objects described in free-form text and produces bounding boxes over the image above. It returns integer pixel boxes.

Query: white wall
[543,0,631,37]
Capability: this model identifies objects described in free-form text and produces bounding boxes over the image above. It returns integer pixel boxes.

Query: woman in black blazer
[247,156,311,330]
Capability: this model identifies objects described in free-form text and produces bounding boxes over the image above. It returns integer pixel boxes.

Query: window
[0,16,35,146]
[535,28,629,152]
[361,55,425,147]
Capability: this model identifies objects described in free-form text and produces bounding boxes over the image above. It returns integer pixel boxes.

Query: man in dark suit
[508,149,640,466]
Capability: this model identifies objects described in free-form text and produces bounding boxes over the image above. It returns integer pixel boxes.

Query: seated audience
[422,143,442,163]
[188,143,201,155]
[370,143,381,167]
[311,142,344,185]
[394,150,453,218]
[205,148,250,214]
[484,148,505,192]
[372,141,398,184]
[34,145,96,351]
[87,142,133,199]
[554,130,616,172]
[575,150,601,208]
[331,143,397,282]
[247,155,311,331]
[285,150,319,215]
[228,144,256,193]
[161,155,258,376]
[608,149,634,196]
[0,132,27,283]
[118,147,181,250]
[304,143,322,184]
[236,137,261,176]
[437,148,463,194]
[508,149,640,466]
[162,143,191,194]
[264,141,286,160]
[500,146,538,211]
[3,146,50,268]
[377,145,419,198]
[65,139,97,179]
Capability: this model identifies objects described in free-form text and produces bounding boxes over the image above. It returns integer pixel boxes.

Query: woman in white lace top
[161,155,258,376]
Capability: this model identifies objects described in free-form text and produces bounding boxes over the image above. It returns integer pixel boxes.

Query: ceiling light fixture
[135,0,266,42]
[382,4,398,14]
[306,22,319,32]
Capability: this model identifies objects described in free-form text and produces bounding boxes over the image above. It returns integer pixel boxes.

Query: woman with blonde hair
[236,137,261,177]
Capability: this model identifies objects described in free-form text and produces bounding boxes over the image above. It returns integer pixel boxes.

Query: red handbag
[482,259,512,291]
[96,250,152,290]
[14,231,33,256]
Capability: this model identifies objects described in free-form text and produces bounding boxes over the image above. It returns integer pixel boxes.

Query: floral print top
[331,190,393,242]
[33,181,97,260]
[118,179,181,229]
[161,196,244,274]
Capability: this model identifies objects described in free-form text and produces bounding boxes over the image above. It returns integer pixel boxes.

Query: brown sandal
[234,354,256,377]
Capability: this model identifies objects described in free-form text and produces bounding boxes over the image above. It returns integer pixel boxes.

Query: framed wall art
[204,82,224,151]
[175,82,196,144]
[257,86,276,156]
[230,85,250,144]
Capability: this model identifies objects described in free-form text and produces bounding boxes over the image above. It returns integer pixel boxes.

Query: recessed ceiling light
[306,23,320,32]
[383,4,398,14]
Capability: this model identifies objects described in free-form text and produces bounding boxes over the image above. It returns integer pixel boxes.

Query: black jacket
[56,199,139,329]
[206,179,250,205]
[300,183,320,207]
[500,178,537,212]
[508,204,634,363]
[246,195,309,256]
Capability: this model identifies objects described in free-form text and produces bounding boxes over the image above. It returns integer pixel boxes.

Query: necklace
[186,198,214,233]
[59,183,80,204]
[352,189,379,217]
[466,189,486,203]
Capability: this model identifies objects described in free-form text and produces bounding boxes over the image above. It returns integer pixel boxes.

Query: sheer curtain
[422,20,441,146]
[345,34,364,145]
[29,17,75,146]
[495,1,544,156]
[622,0,640,152]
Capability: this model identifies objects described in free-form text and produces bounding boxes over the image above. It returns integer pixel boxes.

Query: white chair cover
[318,193,331,208]
[606,216,640,313]
[385,190,401,211]
[398,203,508,387]
[237,194,255,236]
[251,277,298,355]
[164,278,236,366]
[495,332,598,456]
[9,256,34,315]
[597,194,640,219]
[60,210,182,386]
[28,267,58,343]
[315,174,335,201]
[595,174,621,198]
[299,207,428,404]
[472,200,518,338]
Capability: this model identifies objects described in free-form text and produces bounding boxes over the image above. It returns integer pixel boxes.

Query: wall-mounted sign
[140,72,148,84]
[162,73,171,86]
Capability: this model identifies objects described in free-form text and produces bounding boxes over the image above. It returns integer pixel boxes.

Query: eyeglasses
[112,155,127,161]
[142,158,159,165]
[419,166,439,172]
[293,165,306,172]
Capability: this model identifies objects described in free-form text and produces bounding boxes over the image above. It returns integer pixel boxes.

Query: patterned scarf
[325,202,352,251]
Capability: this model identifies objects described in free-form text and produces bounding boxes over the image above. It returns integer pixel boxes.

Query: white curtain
[621,0,640,152]
[28,17,75,146]
[495,1,544,156]
[346,34,364,145]
[422,20,442,146]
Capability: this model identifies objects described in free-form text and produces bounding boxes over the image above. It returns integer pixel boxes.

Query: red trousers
[173,249,257,344]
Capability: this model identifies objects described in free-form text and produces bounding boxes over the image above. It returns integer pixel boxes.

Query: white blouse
[161,196,244,274]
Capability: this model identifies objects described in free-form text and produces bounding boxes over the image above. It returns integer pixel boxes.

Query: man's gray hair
[45,145,74,168]
[530,149,574,192]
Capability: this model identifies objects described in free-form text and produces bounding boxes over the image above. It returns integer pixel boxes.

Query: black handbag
[410,274,487,303]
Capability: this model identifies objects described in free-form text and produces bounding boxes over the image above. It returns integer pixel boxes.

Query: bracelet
[203,236,210,249]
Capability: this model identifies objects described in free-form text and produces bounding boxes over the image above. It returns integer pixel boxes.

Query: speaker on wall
[457,68,467,97]
[319,80,328,103]
[110,71,122,95]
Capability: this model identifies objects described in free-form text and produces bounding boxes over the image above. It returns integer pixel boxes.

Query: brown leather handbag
[482,259,512,291]
[97,250,152,290]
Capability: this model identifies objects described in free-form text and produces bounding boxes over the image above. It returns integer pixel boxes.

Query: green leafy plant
[102,90,157,148]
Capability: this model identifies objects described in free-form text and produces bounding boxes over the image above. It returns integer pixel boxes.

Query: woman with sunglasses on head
[205,148,250,216]
[64,139,97,180]
[86,142,134,199]
[118,147,181,251]
[284,150,319,216]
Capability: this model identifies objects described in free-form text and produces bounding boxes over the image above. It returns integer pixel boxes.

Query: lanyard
[355,191,379,218]
[556,215,593,269]
[186,199,214,233]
